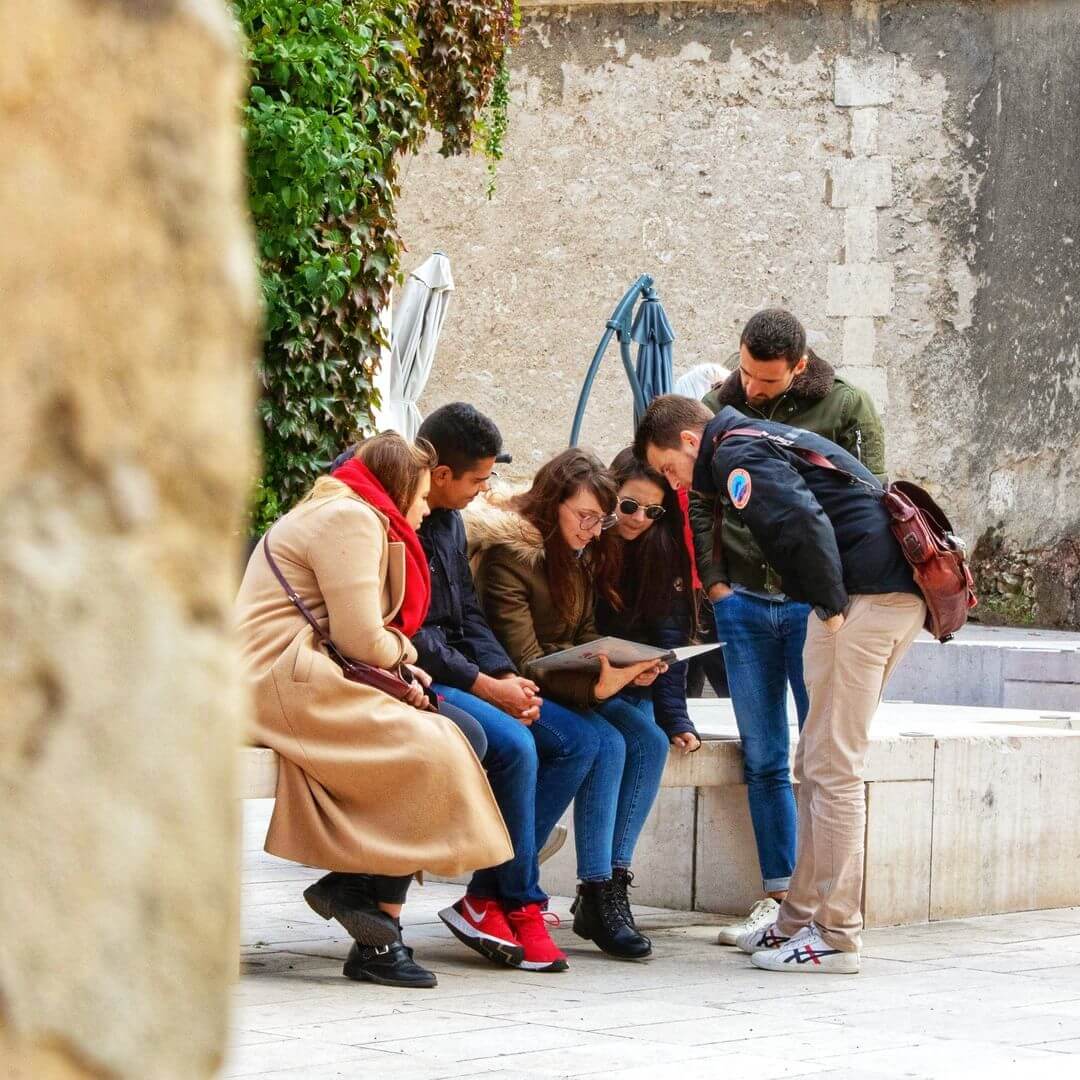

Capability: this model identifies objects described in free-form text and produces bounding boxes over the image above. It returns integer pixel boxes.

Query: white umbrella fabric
[382,251,454,440]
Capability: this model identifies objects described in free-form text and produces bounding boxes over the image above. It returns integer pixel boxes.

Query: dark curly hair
[417,401,503,475]
[740,308,807,367]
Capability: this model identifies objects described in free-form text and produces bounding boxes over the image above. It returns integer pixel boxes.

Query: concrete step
[887,624,1080,710]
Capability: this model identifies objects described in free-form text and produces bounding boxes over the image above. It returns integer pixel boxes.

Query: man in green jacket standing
[695,309,886,947]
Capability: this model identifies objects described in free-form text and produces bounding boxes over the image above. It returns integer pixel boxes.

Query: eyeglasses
[574,509,619,531]
[618,497,666,521]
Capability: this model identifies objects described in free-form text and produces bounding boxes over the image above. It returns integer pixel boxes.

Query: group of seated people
[236,307,923,986]
[236,400,704,987]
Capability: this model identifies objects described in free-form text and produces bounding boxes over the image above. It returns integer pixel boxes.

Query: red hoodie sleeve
[677,488,702,592]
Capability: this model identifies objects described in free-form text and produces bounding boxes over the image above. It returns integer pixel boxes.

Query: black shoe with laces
[570,879,652,959]
[611,867,652,946]
[303,872,399,947]
[343,940,438,988]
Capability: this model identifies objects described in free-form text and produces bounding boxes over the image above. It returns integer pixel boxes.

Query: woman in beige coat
[235,433,511,988]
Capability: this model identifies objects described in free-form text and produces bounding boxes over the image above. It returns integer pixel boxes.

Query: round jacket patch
[728,468,752,510]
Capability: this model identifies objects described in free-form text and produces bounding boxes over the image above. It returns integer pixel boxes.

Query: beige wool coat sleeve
[236,487,512,877]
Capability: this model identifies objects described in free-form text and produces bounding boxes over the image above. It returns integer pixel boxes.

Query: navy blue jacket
[694,408,916,615]
[414,508,517,689]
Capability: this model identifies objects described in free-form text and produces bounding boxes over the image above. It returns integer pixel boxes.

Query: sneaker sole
[516,957,569,972]
[303,883,399,948]
[439,906,525,967]
[537,824,568,865]
[750,952,860,975]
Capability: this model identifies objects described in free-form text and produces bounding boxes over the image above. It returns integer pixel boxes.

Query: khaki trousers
[774,592,925,953]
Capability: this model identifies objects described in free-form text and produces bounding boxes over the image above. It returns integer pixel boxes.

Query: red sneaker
[507,904,569,972]
[439,896,524,966]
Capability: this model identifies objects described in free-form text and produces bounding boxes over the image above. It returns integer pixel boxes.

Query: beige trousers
[774,592,926,953]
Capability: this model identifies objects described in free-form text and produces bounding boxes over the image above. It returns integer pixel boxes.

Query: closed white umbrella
[382,251,454,440]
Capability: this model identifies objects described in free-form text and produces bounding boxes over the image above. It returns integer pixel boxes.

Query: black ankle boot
[611,867,651,943]
[343,940,438,988]
[570,879,652,959]
[303,872,398,947]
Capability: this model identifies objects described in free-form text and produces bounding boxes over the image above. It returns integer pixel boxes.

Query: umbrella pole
[569,275,652,447]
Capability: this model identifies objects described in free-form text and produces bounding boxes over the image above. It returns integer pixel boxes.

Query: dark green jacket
[689,352,886,593]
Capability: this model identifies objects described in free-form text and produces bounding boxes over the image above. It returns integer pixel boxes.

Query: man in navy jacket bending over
[414,403,598,975]
[635,395,925,975]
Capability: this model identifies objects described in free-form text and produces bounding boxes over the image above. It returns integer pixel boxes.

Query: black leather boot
[570,879,652,959]
[612,867,651,946]
[343,940,438,988]
[303,872,399,947]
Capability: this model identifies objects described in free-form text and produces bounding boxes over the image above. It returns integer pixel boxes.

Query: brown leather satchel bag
[720,428,977,642]
[261,531,436,709]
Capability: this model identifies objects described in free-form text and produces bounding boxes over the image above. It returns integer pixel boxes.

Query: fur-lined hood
[710,348,836,408]
[462,491,546,569]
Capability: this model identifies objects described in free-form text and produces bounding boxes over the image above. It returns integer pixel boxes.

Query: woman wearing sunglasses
[467,448,670,959]
[599,448,703,755]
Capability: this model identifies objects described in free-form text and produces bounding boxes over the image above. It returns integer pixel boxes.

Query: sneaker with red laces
[507,904,569,973]
[439,896,524,966]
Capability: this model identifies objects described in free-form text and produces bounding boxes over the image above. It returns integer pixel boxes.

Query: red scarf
[331,457,431,637]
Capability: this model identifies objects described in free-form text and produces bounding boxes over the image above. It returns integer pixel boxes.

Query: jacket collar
[693,407,747,494]
[711,349,836,409]
[462,492,546,569]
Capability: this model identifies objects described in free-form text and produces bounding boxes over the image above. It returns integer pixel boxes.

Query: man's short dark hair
[417,402,503,476]
[740,308,807,366]
[633,395,713,459]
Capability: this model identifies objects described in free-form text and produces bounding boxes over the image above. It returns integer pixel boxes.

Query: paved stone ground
[232,801,1080,1079]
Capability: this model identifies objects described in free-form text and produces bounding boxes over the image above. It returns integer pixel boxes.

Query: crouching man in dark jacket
[414,403,601,974]
[635,395,925,975]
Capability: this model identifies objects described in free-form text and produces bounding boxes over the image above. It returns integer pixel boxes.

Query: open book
[528,636,723,676]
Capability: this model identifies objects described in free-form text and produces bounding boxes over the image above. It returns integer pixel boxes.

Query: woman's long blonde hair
[303,432,437,514]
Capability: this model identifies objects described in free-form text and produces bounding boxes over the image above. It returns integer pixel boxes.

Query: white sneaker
[735,916,791,954]
[751,924,860,974]
[717,898,781,947]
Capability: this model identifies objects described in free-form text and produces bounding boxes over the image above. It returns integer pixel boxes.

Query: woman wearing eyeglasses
[467,448,669,959]
[599,448,703,755]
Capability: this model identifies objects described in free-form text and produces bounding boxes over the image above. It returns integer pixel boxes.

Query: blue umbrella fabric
[631,287,675,424]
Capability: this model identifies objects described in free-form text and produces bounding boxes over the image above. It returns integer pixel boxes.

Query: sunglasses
[574,509,619,531]
[618,497,666,521]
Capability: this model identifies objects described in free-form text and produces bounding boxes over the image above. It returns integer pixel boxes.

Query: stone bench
[238,698,1080,929]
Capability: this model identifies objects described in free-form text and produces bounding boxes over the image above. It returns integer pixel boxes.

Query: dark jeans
[434,685,599,907]
[712,590,811,892]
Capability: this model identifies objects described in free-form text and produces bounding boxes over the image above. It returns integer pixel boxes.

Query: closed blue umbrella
[631,286,675,424]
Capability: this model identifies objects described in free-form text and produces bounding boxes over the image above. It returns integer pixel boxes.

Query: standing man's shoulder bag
[719,428,978,643]
[261,529,436,709]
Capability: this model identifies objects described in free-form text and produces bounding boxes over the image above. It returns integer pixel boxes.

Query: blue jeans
[434,685,599,907]
[574,695,670,881]
[712,591,811,893]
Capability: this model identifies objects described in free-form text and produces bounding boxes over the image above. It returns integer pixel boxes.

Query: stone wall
[397,0,1080,625]
[0,2,257,1077]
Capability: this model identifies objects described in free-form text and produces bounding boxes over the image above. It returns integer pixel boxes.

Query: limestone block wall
[0,2,257,1077]
[396,0,1080,622]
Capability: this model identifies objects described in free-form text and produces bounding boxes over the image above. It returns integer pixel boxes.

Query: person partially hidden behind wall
[637,395,924,974]
[235,432,512,989]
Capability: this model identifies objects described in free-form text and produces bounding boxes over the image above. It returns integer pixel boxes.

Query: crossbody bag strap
[261,529,331,646]
[720,427,879,494]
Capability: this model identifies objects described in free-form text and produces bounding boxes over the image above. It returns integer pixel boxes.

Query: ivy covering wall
[234,1,515,529]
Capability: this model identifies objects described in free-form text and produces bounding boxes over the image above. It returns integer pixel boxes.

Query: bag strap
[720,427,879,495]
[261,528,332,647]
